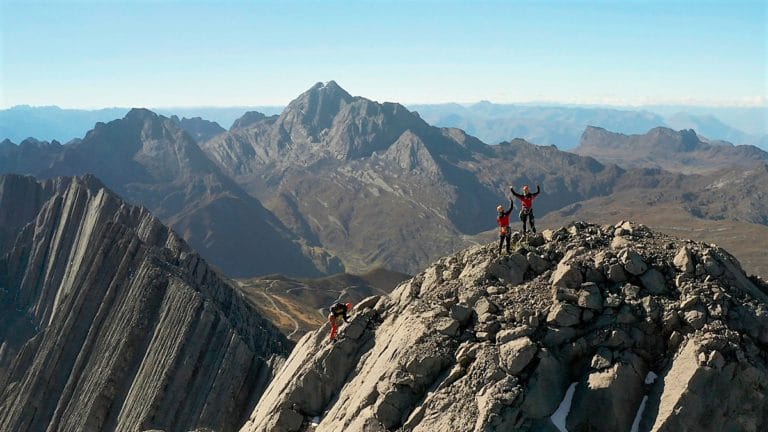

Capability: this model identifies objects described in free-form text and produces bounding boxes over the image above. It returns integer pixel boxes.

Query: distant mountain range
[409,102,768,150]
[3,101,765,151]
[0,109,341,278]
[1,82,766,278]
[0,105,282,143]
[574,126,768,173]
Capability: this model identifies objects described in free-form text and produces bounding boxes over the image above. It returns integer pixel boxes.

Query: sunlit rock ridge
[243,221,768,432]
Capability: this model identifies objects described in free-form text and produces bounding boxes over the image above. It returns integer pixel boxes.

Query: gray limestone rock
[474,297,499,316]
[450,303,472,325]
[567,361,647,432]
[499,337,538,375]
[577,282,603,310]
[620,249,648,275]
[683,309,707,330]
[521,349,567,419]
[547,302,582,327]
[607,263,628,282]
[527,252,551,275]
[550,262,583,289]
[673,246,695,274]
[640,268,668,294]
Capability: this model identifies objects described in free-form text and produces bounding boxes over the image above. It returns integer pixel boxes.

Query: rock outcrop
[242,221,768,432]
[0,174,291,432]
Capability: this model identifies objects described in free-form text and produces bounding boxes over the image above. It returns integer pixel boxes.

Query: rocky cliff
[242,221,768,432]
[0,174,291,432]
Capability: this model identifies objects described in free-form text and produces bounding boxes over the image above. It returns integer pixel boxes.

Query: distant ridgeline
[1,82,767,281]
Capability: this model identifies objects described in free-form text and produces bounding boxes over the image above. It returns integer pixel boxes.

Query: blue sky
[1,0,765,108]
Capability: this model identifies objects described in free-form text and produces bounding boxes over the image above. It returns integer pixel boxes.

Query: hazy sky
[1,0,766,108]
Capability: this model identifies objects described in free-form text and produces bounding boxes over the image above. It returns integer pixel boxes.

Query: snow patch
[630,371,659,432]
[551,382,578,432]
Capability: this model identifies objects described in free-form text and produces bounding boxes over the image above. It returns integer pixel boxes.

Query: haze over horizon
[1,0,765,109]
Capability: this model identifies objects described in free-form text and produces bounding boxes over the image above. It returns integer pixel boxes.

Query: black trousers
[499,231,511,253]
[520,209,536,233]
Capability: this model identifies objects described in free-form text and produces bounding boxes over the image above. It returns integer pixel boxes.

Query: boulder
[522,349,567,418]
[652,339,768,432]
[702,254,725,277]
[611,236,632,250]
[546,303,582,327]
[577,282,603,310]
[527,252,551,274]
[620,249,648,275]
[683,310,706,330]
[450,303,472,325]
[673,247,694,274]
[499,337,538,375]
[550,262,583,289]
[566,361,646,432]
[640,268,667,294]
[435,317,460,337]
[488,253,528,285]
[474,297,498,316]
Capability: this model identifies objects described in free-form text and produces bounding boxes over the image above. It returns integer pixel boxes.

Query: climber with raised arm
[496,197,514,254]
[328,302,353,342]
[510,184,541,235]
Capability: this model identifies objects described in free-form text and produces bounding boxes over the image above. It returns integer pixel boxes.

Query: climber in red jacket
[510,184,541,235]
[328,302,353,341]
[496,197,514,254]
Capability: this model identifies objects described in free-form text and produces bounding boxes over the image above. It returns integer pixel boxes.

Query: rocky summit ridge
[0,174,291,432]
[243,221,768,432]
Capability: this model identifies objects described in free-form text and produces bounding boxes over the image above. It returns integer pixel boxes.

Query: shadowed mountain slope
[0,174,291,432]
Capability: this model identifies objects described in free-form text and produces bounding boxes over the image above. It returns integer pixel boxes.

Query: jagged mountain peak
[307,80,352,98]
[279,81,356,134]
[244,220,768,432]
[74,107,218,182]
[231,111,271,130]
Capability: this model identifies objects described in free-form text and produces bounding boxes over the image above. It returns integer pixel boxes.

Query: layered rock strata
[0,174,290,432]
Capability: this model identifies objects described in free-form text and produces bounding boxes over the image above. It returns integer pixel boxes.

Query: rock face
[242,220,768,432]
[0,174,291,432]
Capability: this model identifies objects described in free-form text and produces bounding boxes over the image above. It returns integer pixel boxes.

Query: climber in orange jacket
[496,197,514,254]
[328,302,353,341]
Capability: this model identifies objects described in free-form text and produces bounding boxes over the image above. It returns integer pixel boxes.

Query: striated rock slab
[0,174,290,432]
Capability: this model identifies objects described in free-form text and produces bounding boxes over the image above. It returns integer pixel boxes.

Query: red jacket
[511,186,541,210]
[497,214,510,227]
